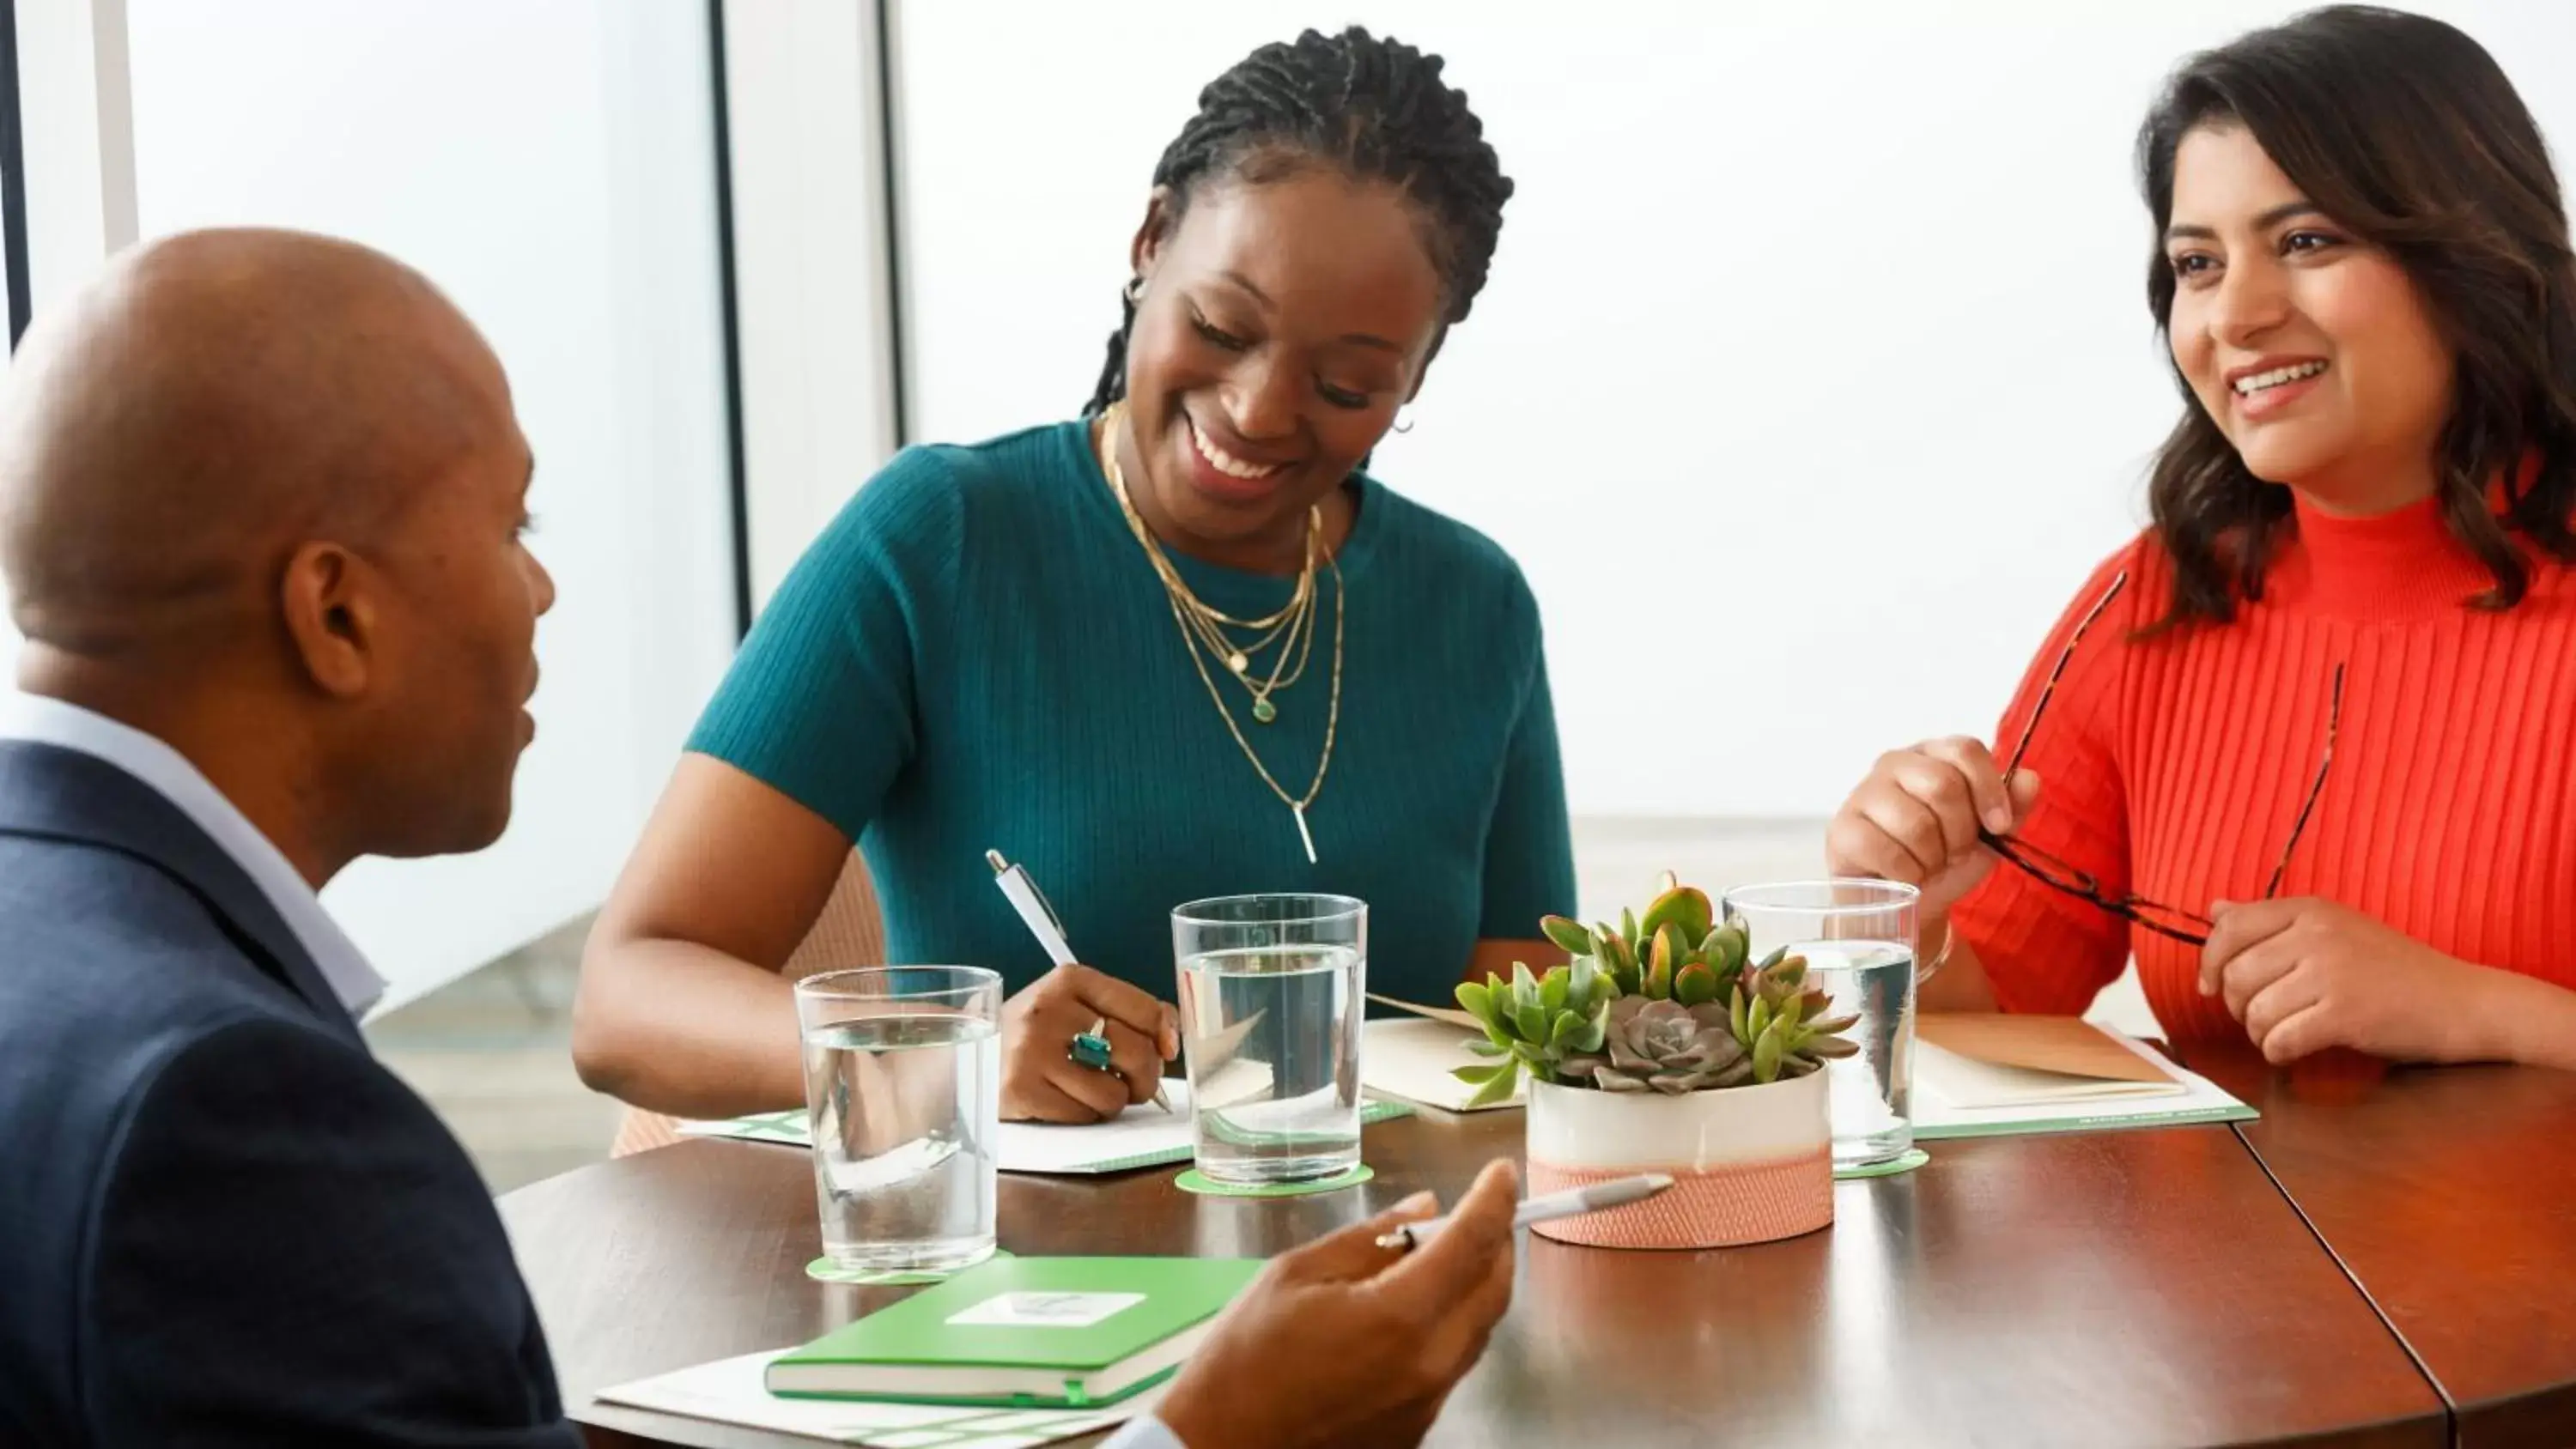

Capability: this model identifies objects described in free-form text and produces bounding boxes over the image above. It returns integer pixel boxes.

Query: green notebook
[766,1255,1263,1409]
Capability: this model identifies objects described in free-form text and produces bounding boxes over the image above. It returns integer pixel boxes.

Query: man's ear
[278,542,376,700]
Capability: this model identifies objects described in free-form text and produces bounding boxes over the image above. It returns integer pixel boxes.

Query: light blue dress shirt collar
[0,690,386,1018]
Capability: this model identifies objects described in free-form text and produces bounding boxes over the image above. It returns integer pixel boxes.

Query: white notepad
[679,1083,1414,1174]
[593,1348,1150,1447]
[1912,1028,2256,1138]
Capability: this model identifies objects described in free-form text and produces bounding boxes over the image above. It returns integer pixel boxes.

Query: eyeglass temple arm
[2260,663,2347,900]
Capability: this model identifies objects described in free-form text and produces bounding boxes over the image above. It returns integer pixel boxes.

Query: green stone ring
[1068,1027,1113,1071]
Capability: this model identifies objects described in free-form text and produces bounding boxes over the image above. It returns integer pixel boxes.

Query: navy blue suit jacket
[0,741,580,1446]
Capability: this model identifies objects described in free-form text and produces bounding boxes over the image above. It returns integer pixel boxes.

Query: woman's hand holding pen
[999,963,1179,1123]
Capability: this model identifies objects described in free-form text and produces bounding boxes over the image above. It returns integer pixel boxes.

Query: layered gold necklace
[1096,400,1343,864]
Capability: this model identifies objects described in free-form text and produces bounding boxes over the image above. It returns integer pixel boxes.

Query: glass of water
[1171,894,1368,1185]
[1720,880,1921,1169]
[792,966,1002,1274]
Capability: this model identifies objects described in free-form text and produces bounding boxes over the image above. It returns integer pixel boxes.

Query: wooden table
[500,1111,2446,1448]
[2185,1047,2576,1449]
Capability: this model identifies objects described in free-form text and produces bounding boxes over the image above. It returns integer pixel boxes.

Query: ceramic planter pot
[1523,1071,1832,1249]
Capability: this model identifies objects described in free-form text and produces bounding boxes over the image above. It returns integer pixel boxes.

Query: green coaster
[1835,1147,1930,1180]
[805,1246,1013,1285]
[1176,1163,1375,1197]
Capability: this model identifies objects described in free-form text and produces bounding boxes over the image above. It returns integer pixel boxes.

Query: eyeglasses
[1974,569,2344,948]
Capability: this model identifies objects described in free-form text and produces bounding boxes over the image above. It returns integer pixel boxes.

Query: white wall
[123,0,738,1015]
[892,0,2576,817]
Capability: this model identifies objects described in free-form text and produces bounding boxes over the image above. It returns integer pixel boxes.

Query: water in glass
[1789,937,1916,1167]
[801,1014,999,1272]
[1176,943,1363,1184]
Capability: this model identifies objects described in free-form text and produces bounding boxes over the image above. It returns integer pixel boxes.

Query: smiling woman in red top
[1826,5,2576,1070]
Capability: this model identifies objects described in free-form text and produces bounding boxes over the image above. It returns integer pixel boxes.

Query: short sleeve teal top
[686,420,1576,1006]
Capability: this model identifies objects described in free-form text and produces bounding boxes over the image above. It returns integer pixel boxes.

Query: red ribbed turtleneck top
[1952,492,2576,1046]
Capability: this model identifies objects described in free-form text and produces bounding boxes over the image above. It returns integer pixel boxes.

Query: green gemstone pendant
[1252,697,1278,724]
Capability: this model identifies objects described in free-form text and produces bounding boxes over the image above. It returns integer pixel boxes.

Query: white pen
[1375,1172,1676,1252]
[985,849,1172,1113]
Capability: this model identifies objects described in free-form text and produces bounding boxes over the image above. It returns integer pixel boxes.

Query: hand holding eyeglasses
[2200,896,2508,1066]
[1826,735,2045,919]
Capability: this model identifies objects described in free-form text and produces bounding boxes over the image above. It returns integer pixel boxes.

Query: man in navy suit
[0,228,1518,1448]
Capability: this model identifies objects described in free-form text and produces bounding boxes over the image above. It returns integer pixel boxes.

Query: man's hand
[999,964,1178,1123]
[1155,1160,1521,1449]
[2200,897,2510,1065]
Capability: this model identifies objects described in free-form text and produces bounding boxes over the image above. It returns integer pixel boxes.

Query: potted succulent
[1449,874,1857,1249]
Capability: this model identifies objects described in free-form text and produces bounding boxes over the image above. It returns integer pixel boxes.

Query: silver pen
[985,849,1172,1113]
[1375,1172,1677,1252]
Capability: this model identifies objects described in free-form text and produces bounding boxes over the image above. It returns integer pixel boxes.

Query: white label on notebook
[946,1292,1145,1330]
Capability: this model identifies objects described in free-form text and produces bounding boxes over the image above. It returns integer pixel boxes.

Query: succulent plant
[1449,959,1617,1107]
[1540,872,1753,1010]
[1728,947,1865,1082]
[1556,996,1750,1093]
[1462,872,1867,1094]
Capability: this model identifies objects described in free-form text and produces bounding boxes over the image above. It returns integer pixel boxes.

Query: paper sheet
[592,1349,1150,1447]
[1916,1013,2176,1083]
[679,1086,1414,1174]
[1359,1016,1524,1113]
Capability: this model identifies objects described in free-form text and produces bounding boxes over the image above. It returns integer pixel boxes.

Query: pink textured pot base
[1527,1148,1833,1249]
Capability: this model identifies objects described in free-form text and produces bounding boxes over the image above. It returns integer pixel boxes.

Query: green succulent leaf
[1729,985,1749,1044]
[1510,961,1540,1012]
[1547,1008,1586,1051]
[1516,999,1548,1044]
[1706,922,1749,976]
[1455,979,1493,1021]
[1757,944,1790,972]
[1465,1062,1523,1107]
[1747,995,1774,1046]
[1569,1013,1607,1053]
[1463,1036,1509,1058]
[1619,907,1639,949]
[1449,1061,1510,1086]
[1566,957,1599,1004]
[1674,963,1717,1008]
[1753,1017,1787,1083]
[1540,914,1595,957]
[1540,966,1570,1016]
[1640,883,1715,945]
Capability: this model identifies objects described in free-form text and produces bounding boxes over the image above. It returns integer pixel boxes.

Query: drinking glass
[1171,894,1368,1184]
[793,966,1002,1273]
[1720,881,1921,1168]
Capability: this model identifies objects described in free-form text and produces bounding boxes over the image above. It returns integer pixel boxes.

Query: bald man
[0,227,568,1446]
[0,228,1523,1449]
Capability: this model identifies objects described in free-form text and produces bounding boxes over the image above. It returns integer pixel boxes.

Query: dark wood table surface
[2184,1047,2576,1449]
[499,1110,2449,1449]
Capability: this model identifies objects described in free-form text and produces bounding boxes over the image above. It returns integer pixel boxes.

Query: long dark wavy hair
[2137,4,2576,627]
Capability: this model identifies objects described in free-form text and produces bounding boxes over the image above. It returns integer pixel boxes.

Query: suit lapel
[0,740,362,1044]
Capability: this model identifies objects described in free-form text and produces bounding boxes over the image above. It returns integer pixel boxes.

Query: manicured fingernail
[1985,806,2014,832]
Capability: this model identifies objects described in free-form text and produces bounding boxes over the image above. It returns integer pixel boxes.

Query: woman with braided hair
[574,27,1575,1128]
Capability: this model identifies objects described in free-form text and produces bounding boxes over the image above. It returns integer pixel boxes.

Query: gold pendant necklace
[1097,403,1342,862]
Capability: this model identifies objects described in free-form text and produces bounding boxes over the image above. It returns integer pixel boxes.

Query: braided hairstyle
[1081,26,1514,417]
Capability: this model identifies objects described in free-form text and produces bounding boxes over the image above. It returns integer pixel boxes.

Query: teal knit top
[686,420,1576,1008]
